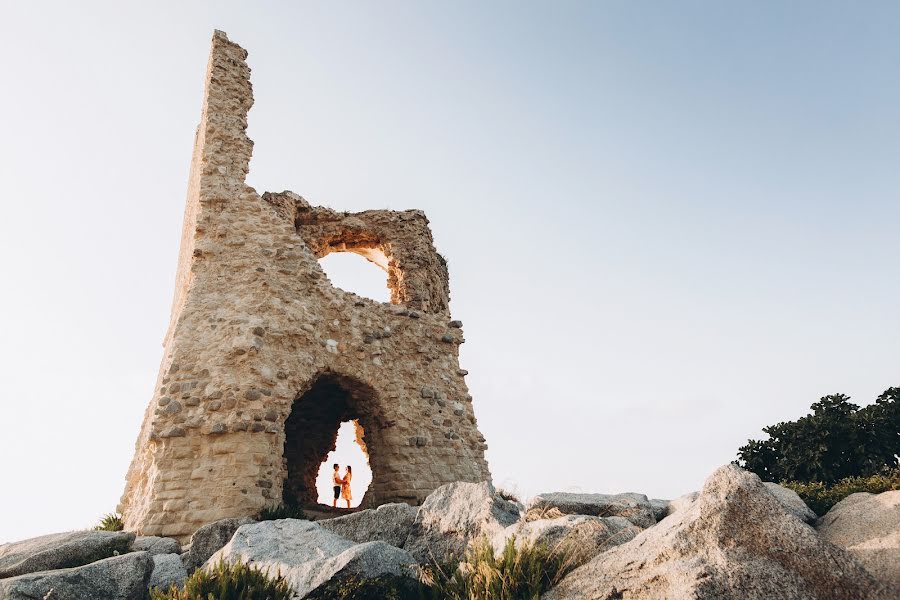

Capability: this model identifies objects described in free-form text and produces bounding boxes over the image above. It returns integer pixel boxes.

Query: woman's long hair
[346,465,352,474]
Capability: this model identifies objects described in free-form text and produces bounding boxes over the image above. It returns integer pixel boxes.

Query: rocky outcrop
[817,491,900,588]
[149,553,188,592]
[404,481,521,562]
[319,503,418,548]
[0,551,152,600]
[0,530,135,579]
[183,516,255,572]
[492,514,640,559]
[208,519,418,598]
[664,484,817,524]
[664,490,699,517]
[529,491,656,528]
[133,536,180,556]
[545,465,895,600]
[763,482,817,523]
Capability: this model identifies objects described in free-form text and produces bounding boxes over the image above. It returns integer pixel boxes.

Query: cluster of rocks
[1,465,897,599]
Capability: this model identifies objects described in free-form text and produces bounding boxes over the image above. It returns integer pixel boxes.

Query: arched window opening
[283,374,376,509]
[314,420,372,508]
[318,250,391,303]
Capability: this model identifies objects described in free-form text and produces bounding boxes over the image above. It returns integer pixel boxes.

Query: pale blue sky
[1,1,897,542]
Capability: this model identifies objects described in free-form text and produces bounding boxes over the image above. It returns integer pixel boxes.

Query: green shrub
[781,467,900,516]
[95,513,124,531]
[420,535,580,600]
[150,559,291,600]
[257,504,307,521]
[736,387,899,484]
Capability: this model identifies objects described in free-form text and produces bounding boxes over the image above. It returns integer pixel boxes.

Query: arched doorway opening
[283,373,376,508]
[318,250,391,303]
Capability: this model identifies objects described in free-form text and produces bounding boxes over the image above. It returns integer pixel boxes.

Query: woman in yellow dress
[341,465,353,508]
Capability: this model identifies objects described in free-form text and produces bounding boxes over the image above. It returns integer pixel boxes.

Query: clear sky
[1,1,898,543]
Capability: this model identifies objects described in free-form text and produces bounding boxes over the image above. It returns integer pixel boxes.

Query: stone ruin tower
[119,31,490,540]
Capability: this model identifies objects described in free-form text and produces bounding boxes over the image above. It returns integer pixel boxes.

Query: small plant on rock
[95,512,124,531]
[420,535,579,600]
[257,503,307,521]
[304,574,424,600]
[497,488,521,504]
[150,559,291,600]
[524,502,565,523]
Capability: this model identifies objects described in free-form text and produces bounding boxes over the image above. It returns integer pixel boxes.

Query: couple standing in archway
[331,463,353,508]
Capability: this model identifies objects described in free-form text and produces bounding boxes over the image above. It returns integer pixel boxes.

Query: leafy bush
[420,535,580,600]
[257,504,307,521]
[95,513,124,531]
[150,559,291,600]
[781,467,900,516]
[736,387,899,484]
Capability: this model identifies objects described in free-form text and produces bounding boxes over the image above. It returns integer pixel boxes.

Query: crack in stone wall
[118,31,490,541]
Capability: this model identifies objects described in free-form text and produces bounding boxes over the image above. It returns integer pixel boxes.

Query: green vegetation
[304,574,422,600]
[781,467,900,515]
[150,560,292,600]
[420,535,581,600]
[151,535,585,599]
[257,504,307,521]
[94,513,124,532]
[736,387,899,484]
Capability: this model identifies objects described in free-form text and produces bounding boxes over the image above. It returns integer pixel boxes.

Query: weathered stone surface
[665,485,817,524]
[149,553,188,592]
[404,481,521,562]
[0,530,135,579]
[318,502,418,548]
[529,491,656,528]
[817,491,900,588]
[664,490,699,517]
[492,514,639,559]
[209,519,418,597]
[118,30,490,542]
[0,551,152,600]
[649,498,669,522]
[545,465,895,600]
[763,482,817,523]
[132,535,181,556]
[183,517,255,572]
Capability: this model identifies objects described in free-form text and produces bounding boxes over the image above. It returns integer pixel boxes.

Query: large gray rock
[491,514,640,561]
[0,530,135,579]
[763,482,817,523]
[183,516,254,572]
[529,491,656,528]
[208,519,418,598]
[817,491,900,588]
[318,503,418,548]
[133,535,180,556]
[649,498,669,522]
[0,551,152,600]
[149,553,188,592]
[404,481,521,562]
[545,465,895,600]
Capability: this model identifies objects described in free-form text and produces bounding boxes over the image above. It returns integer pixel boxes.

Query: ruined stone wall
[118,31,490,541]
